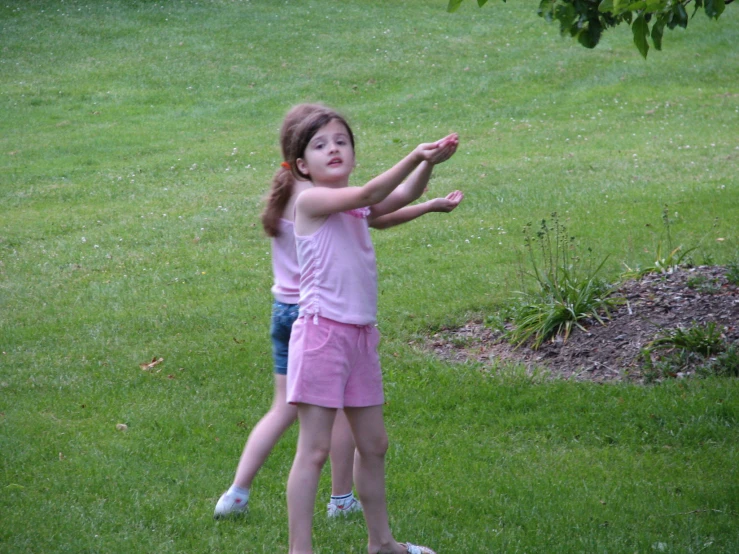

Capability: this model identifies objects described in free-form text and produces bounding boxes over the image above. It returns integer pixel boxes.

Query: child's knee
[300,443,331,468]
[357,433,388,458]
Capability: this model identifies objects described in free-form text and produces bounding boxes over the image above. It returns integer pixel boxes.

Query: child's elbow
[361,189,385,207]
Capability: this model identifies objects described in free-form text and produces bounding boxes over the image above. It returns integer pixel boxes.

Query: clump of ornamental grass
[640,321,738,382]
[505,213,620,349]
[623,205,695,278]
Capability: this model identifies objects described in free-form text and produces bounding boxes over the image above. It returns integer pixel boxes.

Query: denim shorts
[270,300,300,375]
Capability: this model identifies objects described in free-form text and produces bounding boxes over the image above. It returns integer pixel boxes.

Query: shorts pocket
[302,321,334,355]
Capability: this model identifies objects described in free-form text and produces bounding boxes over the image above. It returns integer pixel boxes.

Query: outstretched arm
[368,133,458,221]
[370,190,464,230]
[296,136,456,220]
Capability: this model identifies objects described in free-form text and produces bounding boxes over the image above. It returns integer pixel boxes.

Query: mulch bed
[425,266,739,383]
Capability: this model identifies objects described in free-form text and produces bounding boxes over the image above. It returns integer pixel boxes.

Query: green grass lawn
[1,1,738,552]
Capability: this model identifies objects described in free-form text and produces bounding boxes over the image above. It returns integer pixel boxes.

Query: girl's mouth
[328,158,342,166]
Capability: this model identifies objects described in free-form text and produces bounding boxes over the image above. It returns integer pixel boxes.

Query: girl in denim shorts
[215,105,462,526]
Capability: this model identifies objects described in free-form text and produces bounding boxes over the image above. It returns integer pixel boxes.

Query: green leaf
[692,0,704,17]
[676,3,689,27]
[447,0,465,13]
[651,16,666,50]
[645,0,667,11]
[477,0,490,6]
[599,0,615,13]
[578,19,604,48]
[537,0,555,22]
[555,3,577,36]
[625,0,648,10]
[705,0,726,19]
[632,12,650,58]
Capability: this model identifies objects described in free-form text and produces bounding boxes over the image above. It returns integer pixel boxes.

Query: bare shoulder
[294,184,324,209]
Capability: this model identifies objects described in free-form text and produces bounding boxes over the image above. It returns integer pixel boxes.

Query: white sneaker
[214,490,249,518]
[327,497,362,518]
[404,543,436,554]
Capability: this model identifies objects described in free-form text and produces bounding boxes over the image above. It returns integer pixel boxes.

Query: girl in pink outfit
[215,104,462,522]
[284,105,458,554]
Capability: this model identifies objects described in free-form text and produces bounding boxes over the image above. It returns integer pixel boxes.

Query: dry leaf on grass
[116,423,128,431]
[139,357,164,370]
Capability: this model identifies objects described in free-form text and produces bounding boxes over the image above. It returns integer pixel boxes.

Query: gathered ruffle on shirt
[344,207,370,219]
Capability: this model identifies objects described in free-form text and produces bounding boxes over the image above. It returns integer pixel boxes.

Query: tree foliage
[447,0,733,58]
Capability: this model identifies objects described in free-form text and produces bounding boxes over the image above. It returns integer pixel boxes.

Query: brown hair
[260,103,325,237]
[288,108,355,181]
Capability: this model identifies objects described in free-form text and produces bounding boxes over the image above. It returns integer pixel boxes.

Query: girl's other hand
[429,190,464,212]
[413,133,459,164]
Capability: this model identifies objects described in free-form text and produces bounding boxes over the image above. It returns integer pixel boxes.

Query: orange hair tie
[281,161,290,169]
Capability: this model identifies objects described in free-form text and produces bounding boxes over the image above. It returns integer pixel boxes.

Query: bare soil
[425,266,739,383]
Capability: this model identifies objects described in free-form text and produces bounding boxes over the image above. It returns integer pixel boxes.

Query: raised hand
[413,133,459,165]
[428,190,464,213]
[427,133,459,165]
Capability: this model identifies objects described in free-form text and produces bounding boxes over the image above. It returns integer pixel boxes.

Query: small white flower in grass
[94,245,99,248]
[81,237,86,243]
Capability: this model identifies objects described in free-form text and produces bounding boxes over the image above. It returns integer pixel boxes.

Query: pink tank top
[270,219,300,304]
[296,208,378,325]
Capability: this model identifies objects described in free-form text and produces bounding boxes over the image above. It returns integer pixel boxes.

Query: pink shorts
[286,315,384,409]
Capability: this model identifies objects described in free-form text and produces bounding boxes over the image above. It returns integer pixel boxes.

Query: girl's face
[296,119,355,187]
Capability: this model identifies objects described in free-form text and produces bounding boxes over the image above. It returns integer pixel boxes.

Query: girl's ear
[296,158,309,176]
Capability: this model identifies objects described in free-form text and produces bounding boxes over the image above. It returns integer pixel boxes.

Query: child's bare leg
[233,375,297,489]
[287,404,337,554]
[330,409,357,495]
[344,405,408,554]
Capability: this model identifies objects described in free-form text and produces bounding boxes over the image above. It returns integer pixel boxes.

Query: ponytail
[260,166,295,237]
[261,102,336,236]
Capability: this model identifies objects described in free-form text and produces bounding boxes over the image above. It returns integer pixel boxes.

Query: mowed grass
[1,1,738,552]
